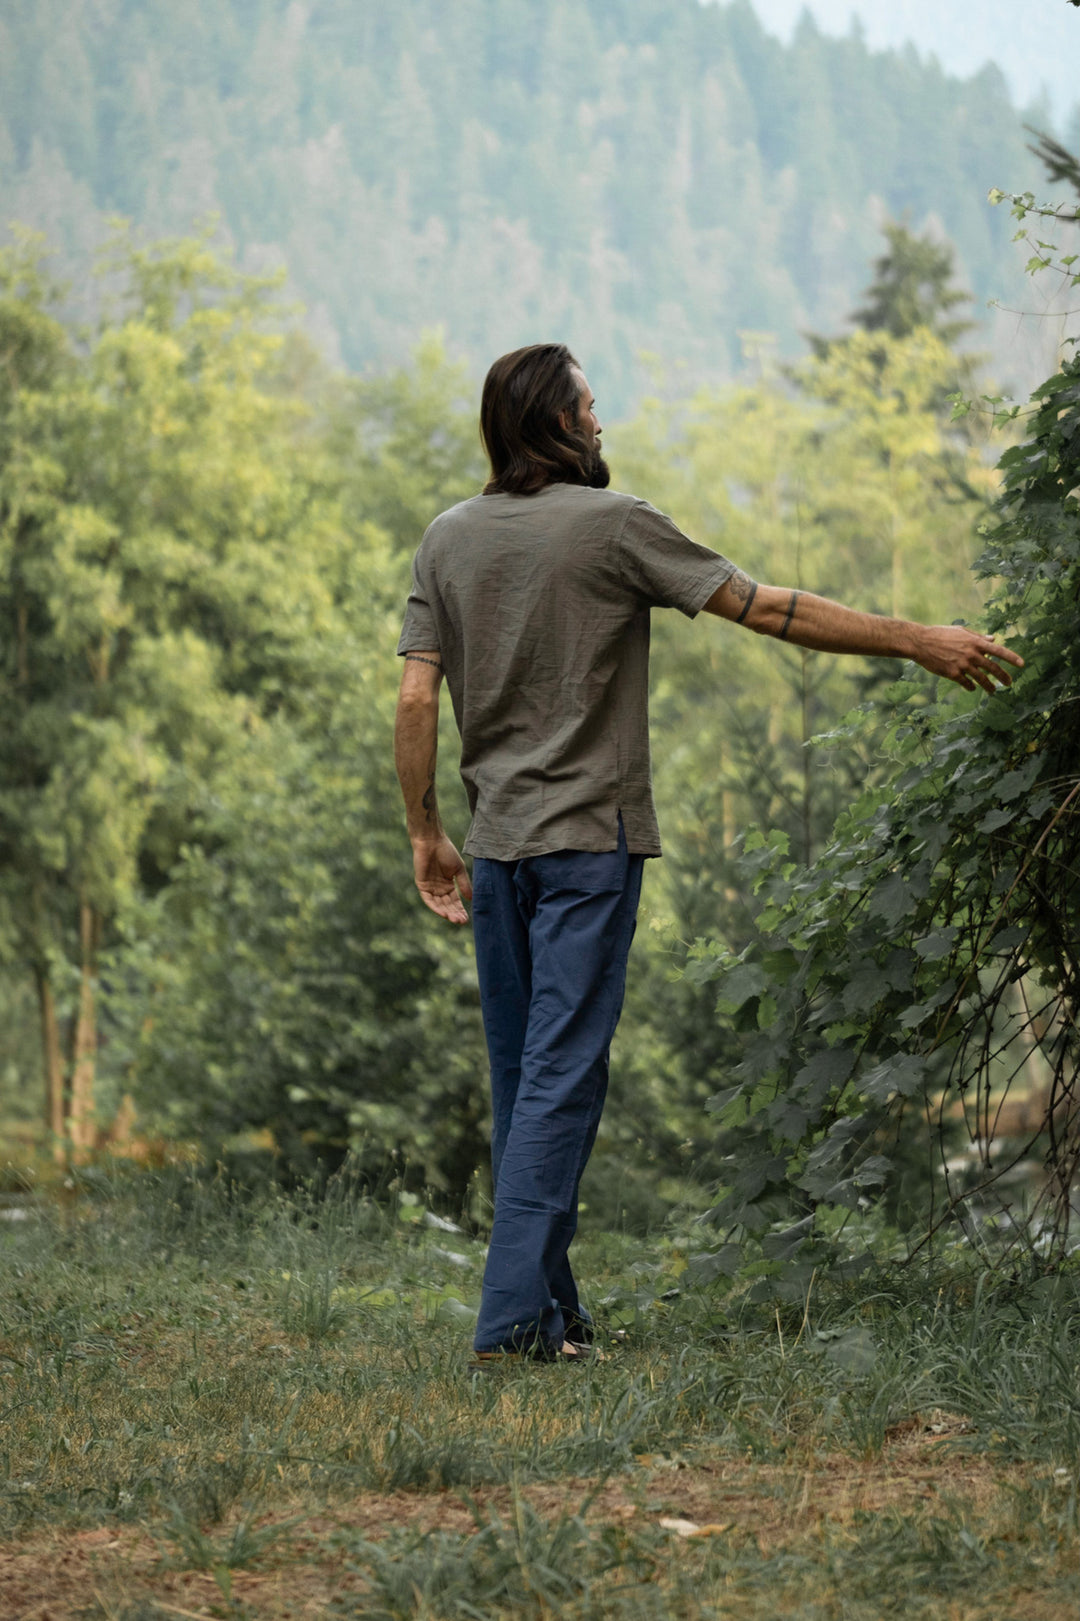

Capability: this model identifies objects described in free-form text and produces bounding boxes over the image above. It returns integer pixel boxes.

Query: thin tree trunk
[799,646,813,866]
[35,965,67,1166]
[16,599,29,687]
[794,502,813,865]
[68,901,100,1164]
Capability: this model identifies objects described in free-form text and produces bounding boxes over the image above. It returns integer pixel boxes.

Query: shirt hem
[465,836,663,860]
[397,636,442,655]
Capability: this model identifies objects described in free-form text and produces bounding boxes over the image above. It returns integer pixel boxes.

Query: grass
[0,1164,1078,1617]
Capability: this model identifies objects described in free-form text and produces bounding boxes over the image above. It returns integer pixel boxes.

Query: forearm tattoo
[421,749,438,827]
[778,591,799,641]
[729,569,759,625]
[405,653,443,671]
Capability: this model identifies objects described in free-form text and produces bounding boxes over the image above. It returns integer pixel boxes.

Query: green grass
[0,1164,1078,1618]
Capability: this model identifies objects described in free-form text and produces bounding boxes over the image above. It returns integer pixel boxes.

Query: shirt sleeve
[617,499,737,617]
[396,545,440,654]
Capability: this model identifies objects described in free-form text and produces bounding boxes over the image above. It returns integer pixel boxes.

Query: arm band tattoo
[735,580,759,625]
[405,653,443,671]
[778,591,799,641]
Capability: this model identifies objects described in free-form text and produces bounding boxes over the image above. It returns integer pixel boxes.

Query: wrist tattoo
[731,571,759,625]
[778,591,799,641]
[405,653,443,671]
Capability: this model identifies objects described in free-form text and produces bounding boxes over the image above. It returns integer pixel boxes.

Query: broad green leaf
[913,927,958,962]
[851,1154,892,1188]
[716,962,768,1014]
[867,873,915,928]
[977,806,1017,833]
[860,1053,927,1103]
[761,1215,814,1261]
[768,1099,809,1139]
[995,759,1042,801]
[810,1326,877,1373]
[688,1245,742,1282]
[841,963,892,1015]
[792,1048,857,1107]
[705,1083,745,1115]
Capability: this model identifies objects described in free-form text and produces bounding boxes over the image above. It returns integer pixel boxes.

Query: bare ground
[3,1416,1074,1621]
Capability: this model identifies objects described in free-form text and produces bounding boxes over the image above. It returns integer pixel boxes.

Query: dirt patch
[0,1426,1050,1620]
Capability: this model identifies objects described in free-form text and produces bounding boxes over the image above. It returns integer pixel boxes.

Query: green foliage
[106,551,487,1195]
[605,316,998,1182]
[987,184,1080,287]
[0,228,492,1190]
[0,0,1044,415]
[1,208,1066,1240]
[693,341,1080,1279]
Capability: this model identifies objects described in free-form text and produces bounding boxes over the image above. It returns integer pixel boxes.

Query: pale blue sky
[734,0,1079,126]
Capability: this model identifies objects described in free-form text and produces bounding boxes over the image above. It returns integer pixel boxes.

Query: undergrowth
[0,1166,1077,1618]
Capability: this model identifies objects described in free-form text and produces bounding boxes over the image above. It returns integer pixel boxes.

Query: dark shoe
[467,1340,594,1374]
[562,1314,595,1350]
[561,1337,605,1362]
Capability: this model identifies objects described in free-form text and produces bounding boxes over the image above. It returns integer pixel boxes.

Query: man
[394,342,1021,1367]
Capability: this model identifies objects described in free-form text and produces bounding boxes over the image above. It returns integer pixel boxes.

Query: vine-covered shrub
[694,348,1080,1287]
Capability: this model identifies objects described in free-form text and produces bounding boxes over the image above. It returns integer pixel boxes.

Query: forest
[2,184,1078,1252]
[0,0,1060,413]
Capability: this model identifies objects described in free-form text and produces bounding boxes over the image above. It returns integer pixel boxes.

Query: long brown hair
[480,343,594,494]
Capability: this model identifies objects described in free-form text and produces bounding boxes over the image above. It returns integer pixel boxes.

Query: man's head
[480,343,610,495]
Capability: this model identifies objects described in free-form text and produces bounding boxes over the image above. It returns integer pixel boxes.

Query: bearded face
[586,448,611,489]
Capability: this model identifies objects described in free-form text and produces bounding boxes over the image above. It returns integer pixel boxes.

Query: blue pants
[471,821,644,1353]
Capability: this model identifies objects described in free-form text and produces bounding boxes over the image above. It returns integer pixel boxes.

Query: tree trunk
[16,598,29,687]
[35,965,67,1166]
[799,646,813,866]
[67,901,101,1164]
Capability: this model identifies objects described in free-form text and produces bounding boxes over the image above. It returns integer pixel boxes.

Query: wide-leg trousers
[471,819,644,1353]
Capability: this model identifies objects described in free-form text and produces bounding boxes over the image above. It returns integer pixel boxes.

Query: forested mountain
[0,0,1044,413]
[749,0,1079,126]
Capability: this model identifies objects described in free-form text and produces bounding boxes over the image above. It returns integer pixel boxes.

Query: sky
[738,0,1079,128]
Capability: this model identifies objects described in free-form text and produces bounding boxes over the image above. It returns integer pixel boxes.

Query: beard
[586,448,611,489]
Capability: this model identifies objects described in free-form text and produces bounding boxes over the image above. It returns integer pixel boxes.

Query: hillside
[0,0,1046,412]
[747,0,1079,125]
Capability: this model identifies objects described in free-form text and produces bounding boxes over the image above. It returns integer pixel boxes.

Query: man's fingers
[983,640,1024,668]
[942,634,1024,692]
[969,639,1023,685]
[412,836,471,924]
[419,885,468,924]
[969,654,1017,688]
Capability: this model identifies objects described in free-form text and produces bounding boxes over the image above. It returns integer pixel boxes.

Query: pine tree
[852,220,975,345]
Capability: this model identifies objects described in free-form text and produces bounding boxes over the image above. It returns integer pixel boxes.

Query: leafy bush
[693,346,1080,1280]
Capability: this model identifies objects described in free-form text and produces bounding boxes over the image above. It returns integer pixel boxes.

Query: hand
[412,835,473,924]
[913,626,1024,693]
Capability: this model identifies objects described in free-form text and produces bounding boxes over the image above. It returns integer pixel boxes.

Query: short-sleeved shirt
[397,482,736,860]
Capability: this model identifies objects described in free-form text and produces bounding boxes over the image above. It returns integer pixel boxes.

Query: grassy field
[0,1164,1078,1619]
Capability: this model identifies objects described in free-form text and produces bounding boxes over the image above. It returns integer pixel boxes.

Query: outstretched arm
[705,571,1023,693]
[394,653,472,924]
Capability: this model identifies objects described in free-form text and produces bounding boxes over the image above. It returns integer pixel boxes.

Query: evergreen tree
[852,221,976,344]
[1026,128,1080,195]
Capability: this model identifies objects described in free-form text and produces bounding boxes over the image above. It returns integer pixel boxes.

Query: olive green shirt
[397,483,736,859]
